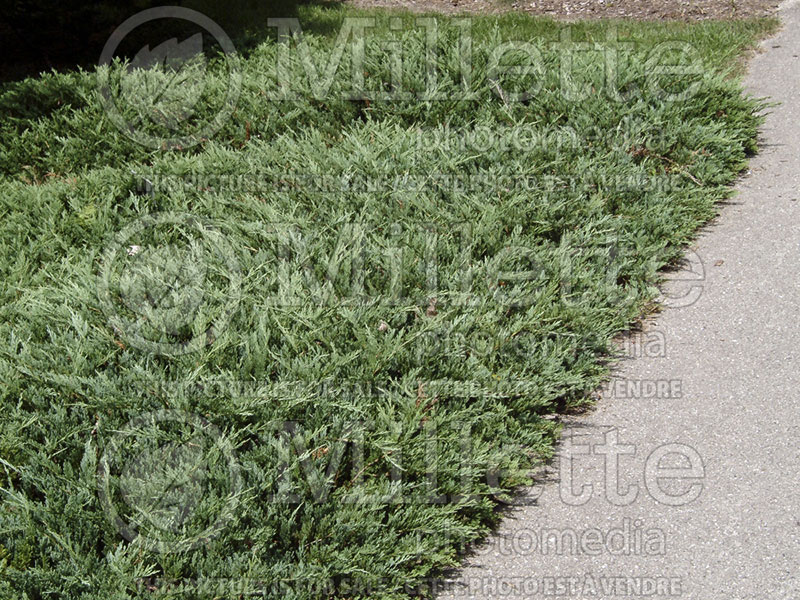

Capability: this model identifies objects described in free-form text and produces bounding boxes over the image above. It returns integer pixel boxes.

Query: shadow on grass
[0,0,344,84]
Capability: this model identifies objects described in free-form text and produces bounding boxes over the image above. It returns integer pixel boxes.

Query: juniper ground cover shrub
[0,6,777,599]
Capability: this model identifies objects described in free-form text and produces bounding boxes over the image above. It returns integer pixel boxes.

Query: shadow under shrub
[1,0,304,82]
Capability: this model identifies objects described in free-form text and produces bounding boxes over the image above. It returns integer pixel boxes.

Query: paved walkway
[440,2,800,599]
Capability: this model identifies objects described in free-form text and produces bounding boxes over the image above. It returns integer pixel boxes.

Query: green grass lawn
[0,6,777,599]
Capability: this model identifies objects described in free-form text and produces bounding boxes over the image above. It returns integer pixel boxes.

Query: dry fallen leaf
[426,298,438,317]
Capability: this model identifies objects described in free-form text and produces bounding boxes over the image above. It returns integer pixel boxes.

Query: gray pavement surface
[438,2,800,599]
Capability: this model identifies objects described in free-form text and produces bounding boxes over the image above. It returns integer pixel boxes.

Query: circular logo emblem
[98,212,241,356]
[97,6,241,149]
[97,410,242,554]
